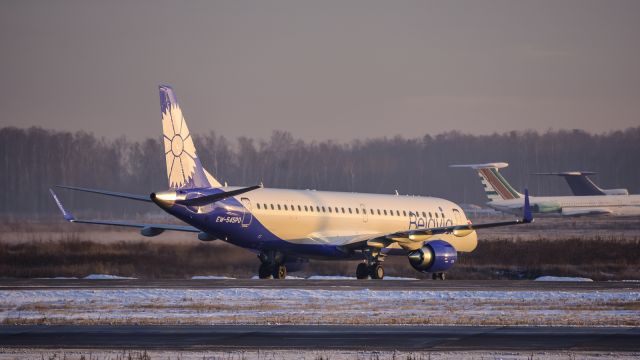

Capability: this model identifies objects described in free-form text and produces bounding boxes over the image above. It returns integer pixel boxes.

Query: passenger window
[341,207,346,213]
[322,206,326,212]
[435,213,439,218]
[370,209,374,215]
[270,204,274,210]
[256,203,261,209]
[328,207,332,213]
[355,208,359,214]
[422,211,426,217]
[304,205,308,211]
[377,209,381,215]
[348,208,353,214]
[298,205,301,211]
[284,204,288,211]
[429,212,432,218]
[396,210,400,216]
[383,210,387,215]
[403,210,407,216]
[310,206,314,212]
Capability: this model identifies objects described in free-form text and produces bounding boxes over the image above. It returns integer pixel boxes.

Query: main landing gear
[432,272,446,280]
[257,251,287,279]
[356,249,385,279]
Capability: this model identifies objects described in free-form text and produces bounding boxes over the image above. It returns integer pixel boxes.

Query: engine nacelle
[140,226,165,237]
[407,240,457,273]
[602,188,629,195]
[532,202,561,213]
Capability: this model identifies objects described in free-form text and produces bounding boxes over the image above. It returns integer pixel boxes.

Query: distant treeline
[1,126,639,216]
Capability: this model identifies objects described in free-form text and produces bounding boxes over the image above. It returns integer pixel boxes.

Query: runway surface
[1,325,639,351]
[1,278,639,291]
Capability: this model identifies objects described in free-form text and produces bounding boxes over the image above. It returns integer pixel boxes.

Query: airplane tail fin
[533,171,628,196]
[450,162,522,201]
[159,85,221,189]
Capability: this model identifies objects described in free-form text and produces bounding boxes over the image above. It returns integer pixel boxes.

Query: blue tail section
[159,85,212,189]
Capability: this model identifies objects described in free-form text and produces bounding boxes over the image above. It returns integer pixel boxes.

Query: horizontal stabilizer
[56,185,151,202]
[49,189,199,233]
[450,162,509,169]
[533,171,597,176]
[171,185,262,207]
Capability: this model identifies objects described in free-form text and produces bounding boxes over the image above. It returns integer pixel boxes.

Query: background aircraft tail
[533,171,629,196]
[450,162,522,201]
[159,85,221,189]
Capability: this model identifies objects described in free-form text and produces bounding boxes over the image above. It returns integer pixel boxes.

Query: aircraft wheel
[432,272,445,280]
[258,264,273,279]
[356,263,369,279]
[273,264,287,279]
[369,264,384,280]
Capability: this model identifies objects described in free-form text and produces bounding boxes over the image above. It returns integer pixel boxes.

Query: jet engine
[532,202,562,213]
[407,240,457,273]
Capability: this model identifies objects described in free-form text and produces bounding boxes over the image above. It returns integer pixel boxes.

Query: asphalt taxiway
[1,278,639,291]
[1,325,639,351]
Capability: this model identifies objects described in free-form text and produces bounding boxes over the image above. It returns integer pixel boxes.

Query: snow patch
[307,275,418,280]
[535,276,593,282]
[82,274,137,280]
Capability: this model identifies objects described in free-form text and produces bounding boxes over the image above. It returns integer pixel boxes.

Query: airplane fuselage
[154,187,479,260]
[488,194,640,217]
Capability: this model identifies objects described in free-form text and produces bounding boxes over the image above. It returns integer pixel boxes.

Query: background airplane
[533,171,629,196]
[451,163,640,217]
[51,86,532,280]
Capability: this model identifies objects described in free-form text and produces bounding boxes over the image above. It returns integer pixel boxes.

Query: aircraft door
[241,197,253,227]
[360,204,368,223]
[452,208,463,225]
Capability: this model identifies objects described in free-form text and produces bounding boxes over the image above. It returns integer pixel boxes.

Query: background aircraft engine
[407,240,457,273]
[532,202,562,213]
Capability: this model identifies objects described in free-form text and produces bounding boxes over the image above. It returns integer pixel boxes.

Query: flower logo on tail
[162,104,197,188]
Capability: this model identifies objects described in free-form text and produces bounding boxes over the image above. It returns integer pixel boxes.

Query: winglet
[523,188,533,223]
[49,189,75,222]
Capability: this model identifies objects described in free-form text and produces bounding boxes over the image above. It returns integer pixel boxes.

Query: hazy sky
[1,0,639,141]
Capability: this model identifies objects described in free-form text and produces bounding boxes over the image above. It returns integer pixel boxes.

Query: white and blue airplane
[50,86,532,280]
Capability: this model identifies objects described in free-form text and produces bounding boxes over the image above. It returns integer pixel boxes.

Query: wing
[561,207,612,216]
[50,189,200,235]
[56,185,152,202]
[347,189,533,250]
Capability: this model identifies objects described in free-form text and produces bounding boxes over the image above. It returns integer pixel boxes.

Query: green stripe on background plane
[491,168,521,199]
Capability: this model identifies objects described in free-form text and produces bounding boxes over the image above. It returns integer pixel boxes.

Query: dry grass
[2,349,634,360]
[1,217,639,280]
